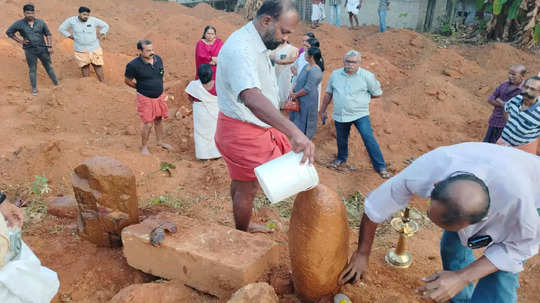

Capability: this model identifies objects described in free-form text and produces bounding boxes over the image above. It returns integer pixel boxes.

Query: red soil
[1,0,539,302]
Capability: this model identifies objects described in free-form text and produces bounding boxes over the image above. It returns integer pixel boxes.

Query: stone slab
[72,157,139,247]
[227,282,278,303]
[46,195,78,219]
[122,215,279,299]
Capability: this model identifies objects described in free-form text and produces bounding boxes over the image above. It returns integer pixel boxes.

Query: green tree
[480,0,539,48]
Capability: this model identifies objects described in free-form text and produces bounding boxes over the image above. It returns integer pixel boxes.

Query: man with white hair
[319,50,390,178]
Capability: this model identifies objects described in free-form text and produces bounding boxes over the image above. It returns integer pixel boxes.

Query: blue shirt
[325,67,382,123]
[59,16,109,52]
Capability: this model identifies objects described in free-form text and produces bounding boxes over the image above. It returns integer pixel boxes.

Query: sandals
[328,159,357,172]
[379,168,391,179]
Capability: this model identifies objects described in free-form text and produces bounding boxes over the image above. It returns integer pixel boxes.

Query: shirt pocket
[346,80,368,97]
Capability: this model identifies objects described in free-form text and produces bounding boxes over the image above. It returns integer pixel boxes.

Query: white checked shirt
[365,142,540,273]
[216,22,279,128]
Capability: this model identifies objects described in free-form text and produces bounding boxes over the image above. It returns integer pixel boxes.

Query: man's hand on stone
[417,270,468,303]
[290,130,315,165]
[339,250,369,285]
[0,202,23,228]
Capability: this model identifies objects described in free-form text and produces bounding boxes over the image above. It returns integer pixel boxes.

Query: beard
[261,26,283,50]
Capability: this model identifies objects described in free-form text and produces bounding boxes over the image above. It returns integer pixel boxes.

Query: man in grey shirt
[6,4,59,96]
[59,6,109,82]
[319,50,390,179]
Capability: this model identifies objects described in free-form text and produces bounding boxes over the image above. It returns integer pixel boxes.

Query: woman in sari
[195,26,223,80]
[185,64,221,160]
[289,47,324,140]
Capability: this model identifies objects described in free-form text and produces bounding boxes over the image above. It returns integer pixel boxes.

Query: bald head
[428,173,490,229]
[509,64,527,85]
[256,0,296,20]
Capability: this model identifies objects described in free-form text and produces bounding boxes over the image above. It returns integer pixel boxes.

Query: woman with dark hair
[185,64,221,159]
[289,47,324,139]
[195,25,223,80]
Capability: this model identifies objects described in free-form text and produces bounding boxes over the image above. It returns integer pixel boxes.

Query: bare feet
[248,222,274,233]
[141,146,150,155]
[157,142,173,151]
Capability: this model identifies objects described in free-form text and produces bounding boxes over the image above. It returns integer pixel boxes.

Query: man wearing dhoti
[215,0,314,233]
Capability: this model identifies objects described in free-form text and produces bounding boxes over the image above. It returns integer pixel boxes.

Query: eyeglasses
[344,60,359,64]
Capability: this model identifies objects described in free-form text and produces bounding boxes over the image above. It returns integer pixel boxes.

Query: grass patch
[272,197,295,219]
[253,194,296,219]
[140,187,194,214]
[1,178,50,231]
[341,191,365,227]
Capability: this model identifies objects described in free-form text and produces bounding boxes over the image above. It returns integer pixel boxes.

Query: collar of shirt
[245,22,269,55]
[339,67,358,77]
[138,55,158,67]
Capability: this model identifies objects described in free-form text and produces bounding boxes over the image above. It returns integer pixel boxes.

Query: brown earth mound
[1,0,539,302]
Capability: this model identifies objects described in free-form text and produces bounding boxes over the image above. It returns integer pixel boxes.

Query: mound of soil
[1,0,539,302]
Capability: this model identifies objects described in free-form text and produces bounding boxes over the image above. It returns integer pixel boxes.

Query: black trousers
[24,47,58,89]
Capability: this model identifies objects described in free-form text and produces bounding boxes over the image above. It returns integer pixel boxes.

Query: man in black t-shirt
[6,4,59,96]
[124,40,172,155]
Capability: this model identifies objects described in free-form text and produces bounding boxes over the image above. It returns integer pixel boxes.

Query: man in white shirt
[215,0,314,233]
[59,6,109,82]
[339,142,540,303]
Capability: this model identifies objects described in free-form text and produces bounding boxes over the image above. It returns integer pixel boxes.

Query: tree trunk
[486,0,539,48]
[237,0,263,20]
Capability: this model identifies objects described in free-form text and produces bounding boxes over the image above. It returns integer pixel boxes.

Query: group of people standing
[6,5,109,95]
[186,24,391,179]
[323,0,391,32]
[483,64,540,155]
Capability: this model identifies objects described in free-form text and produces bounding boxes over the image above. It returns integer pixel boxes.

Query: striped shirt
[501,95,540,146]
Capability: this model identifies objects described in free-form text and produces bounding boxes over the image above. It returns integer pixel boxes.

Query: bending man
[340,142,540,303]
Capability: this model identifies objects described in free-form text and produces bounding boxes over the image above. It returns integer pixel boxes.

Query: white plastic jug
[254,151,319,203]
